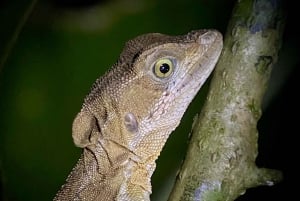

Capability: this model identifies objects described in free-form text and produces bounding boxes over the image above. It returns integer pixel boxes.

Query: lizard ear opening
[124,112,139,133]
[72,110,99,148]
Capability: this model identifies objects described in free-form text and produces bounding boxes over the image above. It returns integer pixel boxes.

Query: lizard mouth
[175,30,223,95]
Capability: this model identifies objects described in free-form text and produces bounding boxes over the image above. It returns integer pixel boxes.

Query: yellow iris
[153,58,174,78]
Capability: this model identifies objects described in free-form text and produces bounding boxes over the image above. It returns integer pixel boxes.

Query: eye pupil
[159,63,170,74]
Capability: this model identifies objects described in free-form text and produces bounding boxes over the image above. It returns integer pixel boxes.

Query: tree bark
[168,0,284,200]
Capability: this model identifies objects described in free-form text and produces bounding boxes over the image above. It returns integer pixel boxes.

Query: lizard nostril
[198,31,217,45]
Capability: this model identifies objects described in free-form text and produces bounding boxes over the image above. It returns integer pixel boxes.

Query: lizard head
[72,30,223,162]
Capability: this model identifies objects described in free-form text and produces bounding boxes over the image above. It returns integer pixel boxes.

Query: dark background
[0,0,299,200]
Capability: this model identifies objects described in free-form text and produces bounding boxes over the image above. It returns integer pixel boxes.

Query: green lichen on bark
[168,0,284,200]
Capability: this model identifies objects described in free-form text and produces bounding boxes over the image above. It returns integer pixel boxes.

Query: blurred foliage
[0,0,298,201]
[0,0,38,71]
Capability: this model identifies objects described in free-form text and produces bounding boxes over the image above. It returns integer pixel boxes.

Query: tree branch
[168,0,284,200]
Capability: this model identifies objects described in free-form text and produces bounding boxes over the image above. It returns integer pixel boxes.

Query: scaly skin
[54,30,223,201]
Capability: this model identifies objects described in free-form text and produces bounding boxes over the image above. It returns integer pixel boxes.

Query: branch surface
[168,0,284,200]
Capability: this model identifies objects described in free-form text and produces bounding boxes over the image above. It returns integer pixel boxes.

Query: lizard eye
[153,58,174,78]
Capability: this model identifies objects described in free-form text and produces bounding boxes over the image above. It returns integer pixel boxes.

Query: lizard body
[54,30,223,201]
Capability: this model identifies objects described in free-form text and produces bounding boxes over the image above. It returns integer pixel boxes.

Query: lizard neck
[54,140,153,201]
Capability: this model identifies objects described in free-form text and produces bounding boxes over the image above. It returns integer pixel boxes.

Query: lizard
[53,29,223,201]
